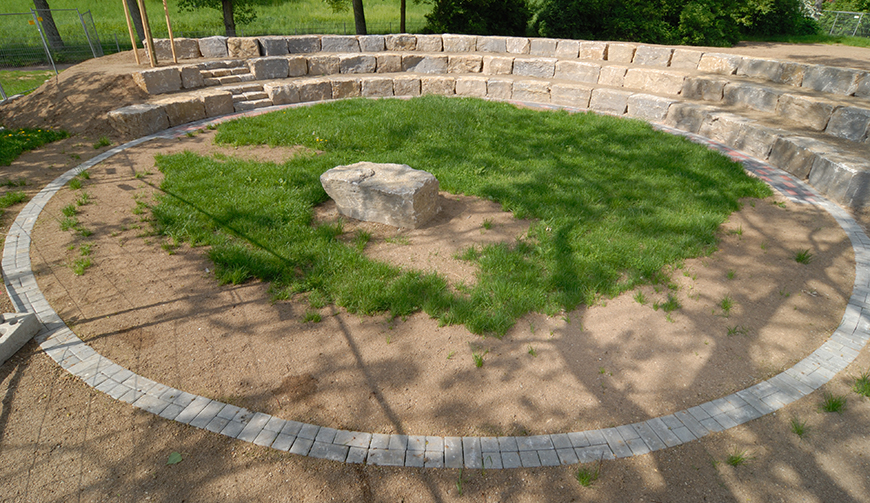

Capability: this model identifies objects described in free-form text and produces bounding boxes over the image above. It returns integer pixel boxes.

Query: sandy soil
[2,42,870,502]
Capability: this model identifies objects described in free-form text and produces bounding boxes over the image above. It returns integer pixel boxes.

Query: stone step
[233,98,273,112]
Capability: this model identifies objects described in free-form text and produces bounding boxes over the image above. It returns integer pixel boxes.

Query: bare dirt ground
[2,42,870,502]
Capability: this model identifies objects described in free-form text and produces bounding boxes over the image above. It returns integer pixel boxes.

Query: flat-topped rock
[321,162,440,229]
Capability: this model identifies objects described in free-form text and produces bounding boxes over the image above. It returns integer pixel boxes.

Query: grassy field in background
[152,96,772,336]
[0,0,432,41]
[0,69,55,96]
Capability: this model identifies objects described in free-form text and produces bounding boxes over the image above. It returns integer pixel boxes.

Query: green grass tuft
[726,450,751,466]
[302,311,322,323]
[790,417,809,439]
[0,127,69,166]
[575,464,600,487]
[820,392,847,413]
[794,249,814,264]
[68,178,82,190]
[719,295,733,316]
[92,137,111,150]
[853,370,870,398]
[152,96,771,337]
[0,190,28,210]
[633,291,646,305]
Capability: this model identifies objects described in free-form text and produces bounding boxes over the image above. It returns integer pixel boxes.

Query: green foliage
[820,392,847,413]
[726,449,751,466]
[424,0,532,36]
[790,417,809,438]
[824,0,870,12]
[154,96,770,336]
[0,191,28,210]
[575,463,600,486]
[853,370,870,398]
[0,127,69,166]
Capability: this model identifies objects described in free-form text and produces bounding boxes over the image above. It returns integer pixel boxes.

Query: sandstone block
[856,73,870,99]
[198,36,228,58]
[393,76,421,96]
[669,49,702,69]
[776,94,835,131]
[0,314,38,367]
[733,123,789,160]
[155,95,206,127]
[554,61,600,83]
[196,89,234,117]
[698,112,753,148]
[377,54,402,73]
[107,104,170,137]
[664,102,716,133]
[780,62,807,86]
[421,76,455,95]
[296,78,332,102]
[555,40,580,59]
[769,135,832,180]
[416,35,443,52]
[359,35,385,52]
[681,76,728,101]
[455,76,487,97]
[154,38,201,60]
[322,35,359,52]
[736,58,783,81]
[321,162,440,229]
[633,45,672,66]
[227,37,260,58]
[259,36,288,56]
[623,68,684,95]
[181,66,204,89]
[486,78,512,100]
[551,83,592,108]
[386,34,416,51]
[287,35,321,54]
[589,88,632,115]
[513,58,556,78]
[403,55,448,74]
[826,106,870,142]
[361,77,394,97]
[802,65,862,95]
[476,36,507,53]
[340,54,377,74]
[133,67,181,94]
[627,94,676,121]
[512,80,550,103]
[505,37,530,54]
[723,83,782,113]
[287,56,308,77]
[442,34,476,52]
[530,38,557,56]
[698,53,742,75]
[809,152,870,207]
[606,43,636,63]
[448,55,482,73]
[331,77,361,99]
[308,55,340,75]
[248,57,289,80]
[598,66,627,87]
[579,42,607,61]
[482,56,513,75]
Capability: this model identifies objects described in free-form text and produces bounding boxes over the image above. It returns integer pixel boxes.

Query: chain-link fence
[819,10,870,38]
[0,9,102,70]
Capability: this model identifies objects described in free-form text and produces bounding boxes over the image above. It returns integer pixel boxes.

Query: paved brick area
[4,100,868,469]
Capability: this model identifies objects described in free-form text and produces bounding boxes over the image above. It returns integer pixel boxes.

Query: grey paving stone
[712,413,739,430]
[556,447,579,465]
[205,416,229,434]
[660,414,686,431]
[220,420,247,439]
[549,433,572,450]
[647,417,681,448]
[671,426,697,443]
[700,401,726,418]
[626,437,652,456]
[189,400,224,428]
[687,405,712,422]
[309,441,349,462]
[407,435,426,452]
[538,449,561,466]
[567,431,591,448]
[498,436,519,451]
[370,433,390,450]
[281,420,304,437]
[632,422,667,451]
[616,424,641,440]
[334,431,372,448]
[417,450,441,468]
[481,452,503,469]
[501,451,522,469]
[480,437,500,452]
[444,437,463,468]
[298,423,320,440]
[107,383,131,400]
[347,447,368,464]
[253,428,279,448]
[463,437,482,468]
[315,427,338,444]
[389,434,409,451]
[263,416,287,433]
[602,428,633,458]
[675,410,712,439]
[517,435,554,451]
[132,394,170,415]
[575,445,614,462]
[117,388,144,404]
[405,450,425,467]
[157,402,185,421]
[271,433,296,451]
[585,430,607,446]
[367,449,405,466]
[289,437,314,456]
[700,417,725,433]
[237,412,271,442]
[425,436,443,452]
[519,450,541,467]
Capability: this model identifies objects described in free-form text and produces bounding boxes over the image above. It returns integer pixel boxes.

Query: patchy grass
[853,370,870,398]
[153,96,771,336]
[820,392,847,413]
[0,127,69,166]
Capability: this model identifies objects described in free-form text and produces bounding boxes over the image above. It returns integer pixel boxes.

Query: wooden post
[161,0,178,64]
[121,0,140,64]
[136,0,157,67]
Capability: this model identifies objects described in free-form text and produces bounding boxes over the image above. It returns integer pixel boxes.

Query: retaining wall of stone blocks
[110,34,870,208]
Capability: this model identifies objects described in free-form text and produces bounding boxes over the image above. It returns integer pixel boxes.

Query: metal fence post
[854,13,864,37]
[86,10,104,57]
[77,8,98,59]
[30,8,58,75]
[0,82,7,101]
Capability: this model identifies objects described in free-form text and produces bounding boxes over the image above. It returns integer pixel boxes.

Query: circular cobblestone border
[5,99,869,470]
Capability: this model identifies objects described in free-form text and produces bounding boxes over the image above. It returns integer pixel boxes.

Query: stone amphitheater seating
[107,34,870,208]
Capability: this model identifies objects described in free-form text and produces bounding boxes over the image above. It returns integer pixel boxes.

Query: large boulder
[321,162,440,229]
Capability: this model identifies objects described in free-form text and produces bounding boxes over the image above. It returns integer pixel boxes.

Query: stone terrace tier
[109,34,870,208]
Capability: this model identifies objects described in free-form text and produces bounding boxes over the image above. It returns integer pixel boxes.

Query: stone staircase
[110,34,870,208]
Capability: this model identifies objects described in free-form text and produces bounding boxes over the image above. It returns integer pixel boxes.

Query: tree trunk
[400,0,406,33]
[352,0,367,35]
[125,0,145,41]
[222,0,237,37]
[32,0,64,50]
